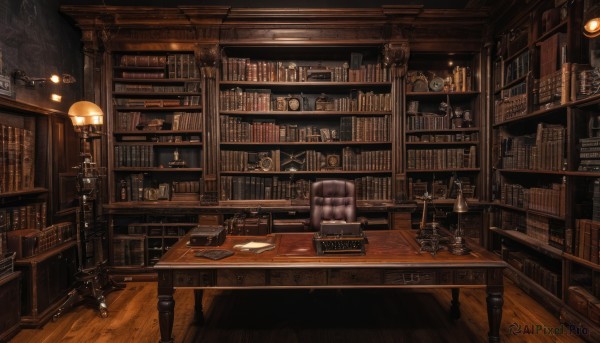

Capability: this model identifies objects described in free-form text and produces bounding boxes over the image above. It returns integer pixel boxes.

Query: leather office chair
[308,180,365,231]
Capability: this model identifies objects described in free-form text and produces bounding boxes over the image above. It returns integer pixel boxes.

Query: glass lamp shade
[584,17,600,38]
[68,101,104,128]
[584,1,600,38]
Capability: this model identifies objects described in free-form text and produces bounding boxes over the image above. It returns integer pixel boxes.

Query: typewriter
[313,220,366,255]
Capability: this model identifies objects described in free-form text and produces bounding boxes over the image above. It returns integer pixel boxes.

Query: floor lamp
[53,101,124,320]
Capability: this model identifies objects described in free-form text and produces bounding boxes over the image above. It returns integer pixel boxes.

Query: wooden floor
[11,278,586,343]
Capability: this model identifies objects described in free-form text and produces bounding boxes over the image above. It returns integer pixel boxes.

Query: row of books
[575,219,600,265]
[219,88,392,112]
[521,256,560,296]
[114,82,200,93]
[220,57,392,83]
[499,181,566,217]
[219,175,391,201]
[114,145,155,168]
[408,176,474,200]
[578,137,600,172]
[501,247,560,296]
[567,286,600,327]
[0,202,47,254]
[526,213,564,249]
[220,175,308,201]
[342,147,392,171]
[452,66,473,92]
[406,147,477,170]
[220,115,390,143]
[501,123,565,171]
[407,113,450,131]
[496,209,526,233]
[115,111,202,132]
[112,236,145,267]
[34,222,76,256]
[114,96,201,107]
[534,69,562,110]
[494,90,527,124]
[118,54,199,79]
[0,202,46,233]
[504,50,529,85]
[220,150,281,172]
[1,125,35,194]
[407,132,479,143]
[339,116,391,142]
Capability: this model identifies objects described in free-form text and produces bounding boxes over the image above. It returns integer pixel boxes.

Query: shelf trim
[113,106,202,111]
[490,227,563,258]
[406,168,480,173]
[219,170,392,175]
[405,141,479,146]
[220,141,391,146]
[563,253,600,271]
[219,110,391,116]
[492,203,565,221]
[406,128,479,134]
[114,167,203,172]
[0,187,49,199]
[113,130,202,135]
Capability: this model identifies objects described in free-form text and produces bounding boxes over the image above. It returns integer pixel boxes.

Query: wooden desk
[155,230,507,343]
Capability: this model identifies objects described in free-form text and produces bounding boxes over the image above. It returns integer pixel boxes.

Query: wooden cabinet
[0,272,21,341]
[15,241,77,327]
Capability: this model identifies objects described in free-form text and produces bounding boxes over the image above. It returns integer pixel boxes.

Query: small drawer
[217,269,266,287]
[269,269,327,286]
[453,269,486,285]
[328,268,381,285]
[384,269,436,285]
[173,270,214,287]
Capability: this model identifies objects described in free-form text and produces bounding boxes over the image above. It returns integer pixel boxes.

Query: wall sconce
[584,0,600,38]
[12,69,76,87]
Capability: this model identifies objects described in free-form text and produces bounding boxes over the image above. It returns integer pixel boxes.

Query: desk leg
[194,289,205,324]
[486,286,504,343]
[157,294,175,343]
[450,288,461,319]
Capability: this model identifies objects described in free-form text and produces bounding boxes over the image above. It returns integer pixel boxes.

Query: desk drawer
[173,270,214,287]
[217,269,266,287]
[454,269,487,285]
[328,269,382,285]
[269,269,327,286]
[384,270,436,285]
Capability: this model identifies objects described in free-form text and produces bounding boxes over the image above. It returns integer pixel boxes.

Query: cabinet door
[35,245,77,314]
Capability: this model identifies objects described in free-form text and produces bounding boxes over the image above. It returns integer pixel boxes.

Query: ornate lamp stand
[53,101,124,320]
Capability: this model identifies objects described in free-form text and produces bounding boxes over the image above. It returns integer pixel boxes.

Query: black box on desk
[189,225,227,246]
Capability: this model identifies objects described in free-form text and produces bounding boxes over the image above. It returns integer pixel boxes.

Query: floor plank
[10,278,587,343]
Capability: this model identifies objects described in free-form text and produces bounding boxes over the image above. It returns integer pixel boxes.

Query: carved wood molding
[383,42,410,78]
[61,5,487,48]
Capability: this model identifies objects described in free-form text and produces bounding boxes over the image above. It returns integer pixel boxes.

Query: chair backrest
[309,180,357,231]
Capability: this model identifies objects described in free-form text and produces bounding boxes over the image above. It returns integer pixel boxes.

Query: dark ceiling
[59,0,478,9]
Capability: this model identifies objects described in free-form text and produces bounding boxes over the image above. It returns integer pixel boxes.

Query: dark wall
[0,0,83,112]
